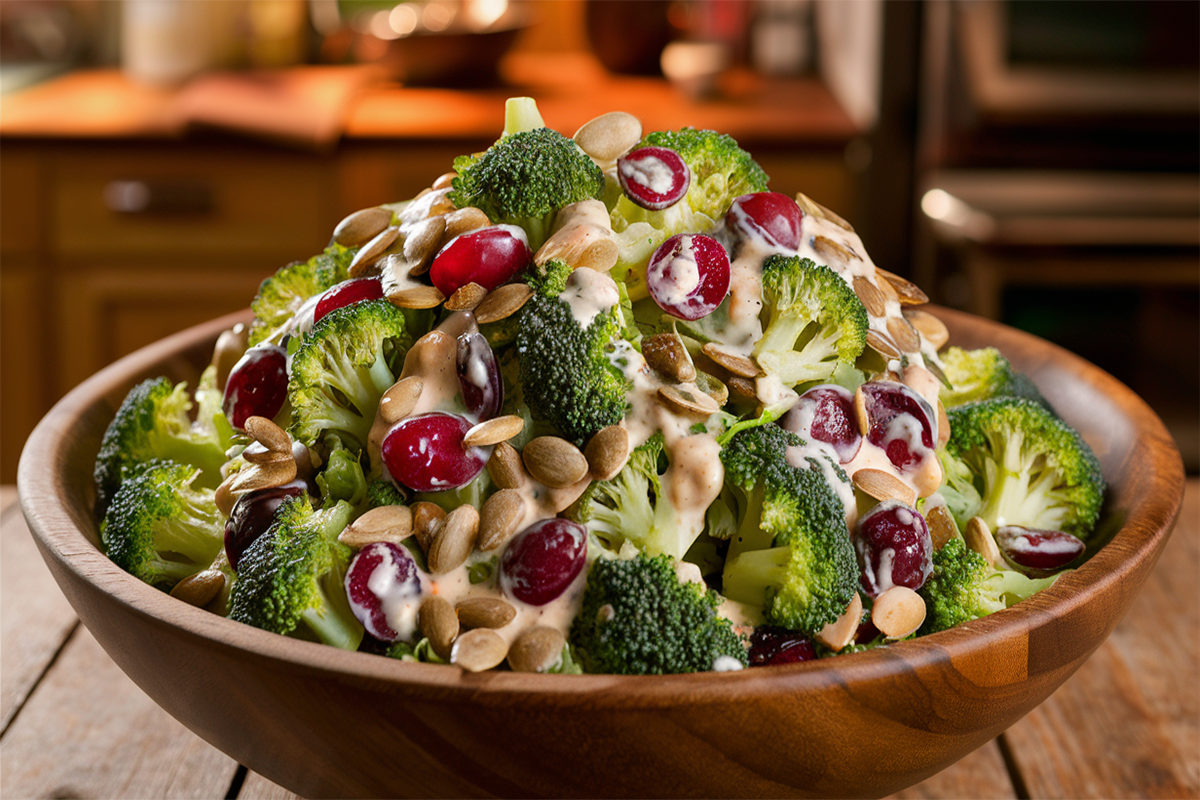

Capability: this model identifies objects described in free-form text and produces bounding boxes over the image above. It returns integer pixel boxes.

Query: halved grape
[798,384,861,463]
[860,381,937,473]
[345,541,422,642]
[380,412,487,493]
[646,233,730,321]
[429,225,531,297]
[726,192,803,251]
[313,277,384,325]
[855,499,932,596]
[456,331,502,420]
[748,626,817,666]
[498,518,587,606]
[224,481,307,570]
[617,146,690,210]
[222,344,288,431]
[995,525,1085,574]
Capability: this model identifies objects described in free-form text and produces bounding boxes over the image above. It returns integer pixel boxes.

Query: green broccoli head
[514,285,631,445]
[610,127,770,298]
[450,127,605,250]
[936,447,983,531]
[569,552,747,675]
[316,446,368,507]
[753,255,868,388]
[94,377,229,516]
[946,398,1105,539]
[939,346,1053,411]
[249,244,356,346]
[100,459,225,589]
[918,537,1060,635]
[719,424,859,634]
[288,298,412,456]
[365,478,406,509]
[228,496,363,650]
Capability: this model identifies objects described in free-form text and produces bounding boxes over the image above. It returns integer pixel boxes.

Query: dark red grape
[345,541,422,642]
[646,233,730,321]
[796,384,861,463]
[617,146,690,210]
[860,381,937,472]
[726,192,803,251]
[221,344,288,431]
[855,500,933,596]
[995,525,1085,574]
[429,225,531,297]
[313,277,383,324]
[498,518,587,606]
[380,412,487,493]
[748,626,817,666]
[456,331,502,420]
[224,481,306,570]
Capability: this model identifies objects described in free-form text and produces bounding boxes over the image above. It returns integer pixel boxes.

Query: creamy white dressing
[367,548,427,642]
[561,266,620,328]
[619,153,675,195]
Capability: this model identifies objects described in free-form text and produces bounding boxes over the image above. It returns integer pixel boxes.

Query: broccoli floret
[288,299,412,456]
[918,538,1060,635]
[719,424,859,634]
[525,258,574,298]
[100,459,225,589]
[572,432,702,561]
[936,448,983,531]
[946,398,1105,539]
[316,446,368,507]
[610,127,770,299]
[449,128,605,250]
[365,478,406,509]
[940,346,1053,410]
[569,552,747,675]
[249,244,355,346]
[515,281,631,445]
[94,377,229,516]
[751,255,868,388]
[228,496,363,650]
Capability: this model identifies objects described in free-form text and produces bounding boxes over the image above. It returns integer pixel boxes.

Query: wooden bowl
[18,307,1184,799]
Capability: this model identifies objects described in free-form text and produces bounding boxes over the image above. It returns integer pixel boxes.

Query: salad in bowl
[91,98,1104,676]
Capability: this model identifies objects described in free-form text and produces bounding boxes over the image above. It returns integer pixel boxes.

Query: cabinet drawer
[52,149,333,259]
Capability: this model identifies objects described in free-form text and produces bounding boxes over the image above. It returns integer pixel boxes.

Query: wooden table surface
[2,481,1197,799]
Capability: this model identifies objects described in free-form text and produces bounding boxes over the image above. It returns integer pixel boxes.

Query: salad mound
[95,99,1105,674]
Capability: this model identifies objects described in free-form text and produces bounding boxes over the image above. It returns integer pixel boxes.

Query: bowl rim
[17,306,1186,705]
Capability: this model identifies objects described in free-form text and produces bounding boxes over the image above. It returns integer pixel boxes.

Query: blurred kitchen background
[1,0,1197,483]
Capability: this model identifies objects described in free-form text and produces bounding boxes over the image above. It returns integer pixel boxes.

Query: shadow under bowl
[17,306,1184,798]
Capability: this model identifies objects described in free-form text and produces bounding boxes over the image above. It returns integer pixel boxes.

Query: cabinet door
[1,261,51,482]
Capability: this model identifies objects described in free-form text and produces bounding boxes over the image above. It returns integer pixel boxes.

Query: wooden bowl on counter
[18,306,1184,799]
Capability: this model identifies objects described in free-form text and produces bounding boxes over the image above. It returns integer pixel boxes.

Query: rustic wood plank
[1003,478,1199,798]
[238,771,304,800]
[887,739,1018,799]
[1,493,80,729]
[0,625,240,799]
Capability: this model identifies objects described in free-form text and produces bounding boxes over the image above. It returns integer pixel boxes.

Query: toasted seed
[507,626,567,673]
[380,376,423,424]
[403,215,446,276]
[925,356,952,391]
[584,425,629,481]
[866,329,902,359]
[872,586,927,639]
[815,593,863,653]
[937,399,950,448]
[451,628,508,672]
[642,333,696,383]
[474,282,534,324]
[926,505,960,550]
[478,489,525,551]
[442,206,491,240]
[727,375,757,402]
[965,516,1003,568]
[244,416,290,453]
[487,441,527,490]
[427,505,480,574]
[659,385,721,417]
[212,324,248,391]
[230,458,296,493]
[812,235,860,265]
[853,276,887,317]
[445,282,488,311]
[853,386,870,436]
[456,597,517,629]
[852,468,917,506]
[411,502,446,553]
[419,596,459,660]
[333,206,393,248]
[694,371,729,406]
[463,415,525,448]
[431,171,457,190]
[888,315,922,354]
[795,192,854,232]
[170,570,225,608]
[876,267,928,305]
[904,308,949,350]
[242,441,290,465]
[428,191,456,217]
[215,473,238,517]
[349,225,401,277]
[523,436,590,489]
[388,284,445,309]
[701,342,763,378]
[573,111,643,165]
[340,505,413,548]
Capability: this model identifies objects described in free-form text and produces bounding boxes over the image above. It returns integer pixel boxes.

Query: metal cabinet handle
[102,180,214,215]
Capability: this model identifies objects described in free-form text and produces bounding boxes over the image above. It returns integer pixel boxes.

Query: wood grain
[240,771,304,800]
[888,740,1017,800]
[0,626,239,799]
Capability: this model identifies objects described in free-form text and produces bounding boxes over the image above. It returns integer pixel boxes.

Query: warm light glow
[921,189,970,226]
[422,2,455,32]
[465,0,508,30]
[388,4,419,36]
[371,9,401,40]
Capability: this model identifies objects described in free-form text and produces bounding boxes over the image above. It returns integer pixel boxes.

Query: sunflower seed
[694,371,729,406]
[487,441,527,490]
[925,505,960,550]
[643,333,696,383]
[339,504,412,548]
[442,206,491,240]
[456,597,517,629]
[507,626,567,673]
[445,282,488,311]
[965,516,1003,568]
[701,342,763,378]
[403,216,446,276]
[380,376,423,425]
[584,425,629,481]
[872,586,926,639]
[214,474,238,516]
[853,277,887,317]
[334,207,393,248]
[853,385,870,436]
[348,225,401,278]
[451,628,508,672]
[419,596,459,660]
[169,570,225,608]
[904,308,949,350]
[478,489,525,551]
[888,315,922,354]
[876,267,928,305]
[230,458,296,493]
[431,171,457,190]
[815,593,863,653]
[852,468,916,506]
[812,235,860,265]
[244,415,291,453]
[464,415,525,448]
[866,329,902,359]
[573,111,643,165]
[474,282,534,324]
[241,441,290,465]
[427,505,480,574]
[387,284,445,309]
[212,324,248,392]
[411,501,446,554]
[522,436,589,489]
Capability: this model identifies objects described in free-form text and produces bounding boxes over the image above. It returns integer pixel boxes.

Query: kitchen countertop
[1,479,1196,798]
